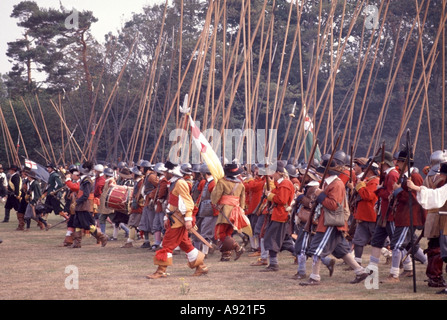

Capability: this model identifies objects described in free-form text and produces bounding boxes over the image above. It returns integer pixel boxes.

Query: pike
[406,128,417,293]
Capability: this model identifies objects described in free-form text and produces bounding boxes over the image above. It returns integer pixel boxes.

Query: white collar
[324,175,338,185]
[206,176,214,182]
[277,177,284,184]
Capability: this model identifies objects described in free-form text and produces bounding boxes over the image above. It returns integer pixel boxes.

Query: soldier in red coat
[350,161,380,266]
[244,164,265,255]
[260,162,296,272]
[383,149,427,283]
[300,159,368,286]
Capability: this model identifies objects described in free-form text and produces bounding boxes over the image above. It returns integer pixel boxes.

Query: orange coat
[266,178,294,223]
[244,176,265,215]
[353,176,379,222]
[315,177,347,233]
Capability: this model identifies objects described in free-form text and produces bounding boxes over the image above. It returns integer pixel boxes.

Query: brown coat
[211,177,245,225]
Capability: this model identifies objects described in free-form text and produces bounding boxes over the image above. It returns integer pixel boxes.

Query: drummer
[108,167,133,241]
[121,166,145,248]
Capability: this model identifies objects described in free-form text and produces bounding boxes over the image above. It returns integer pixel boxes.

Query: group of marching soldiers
[1,145,447,294]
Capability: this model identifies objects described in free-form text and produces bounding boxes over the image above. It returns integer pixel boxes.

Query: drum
[105,185,133,213]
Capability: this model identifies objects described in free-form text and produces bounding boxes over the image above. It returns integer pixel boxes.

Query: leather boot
[16,213,25,231]
[70,231,82,248]
[187,251,208,276]
[233,241,245,261]
[62,235,73,247]
[146,265,168,279]
[92,229,108,247]
[426,247,445,287]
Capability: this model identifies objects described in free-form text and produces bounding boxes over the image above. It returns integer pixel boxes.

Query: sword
[169,210,213,248]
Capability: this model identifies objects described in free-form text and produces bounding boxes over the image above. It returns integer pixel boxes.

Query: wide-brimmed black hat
[26,170,37,179]
[8,164,19,171]
[224,163,243,176]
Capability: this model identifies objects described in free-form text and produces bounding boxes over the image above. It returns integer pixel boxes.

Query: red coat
[353,176,379,222]
[94,174,105,198]
[375,167,400,222]
[394,171,427,227]
[244,176,265,215]
[316,177,347,233]
[266,178,294,222]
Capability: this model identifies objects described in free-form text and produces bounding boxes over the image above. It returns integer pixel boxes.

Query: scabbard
[171,211,213,248]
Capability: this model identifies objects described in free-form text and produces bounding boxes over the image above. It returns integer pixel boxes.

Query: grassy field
[0,205,444,302]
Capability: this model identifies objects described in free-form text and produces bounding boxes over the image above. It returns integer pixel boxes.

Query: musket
[406,128,417,293]
[216,208,250,247]
[46,218,68,230]
[167,210,213,248]
[304,134,341,234]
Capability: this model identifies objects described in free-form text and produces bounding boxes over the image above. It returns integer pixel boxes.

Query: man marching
[146,161,208,279]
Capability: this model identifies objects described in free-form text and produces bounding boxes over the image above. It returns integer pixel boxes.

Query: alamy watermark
[168,125,278,168]
[64,8,79,30]
[364,265,379,290]
[65,265,79,290]
[364,5,379,30]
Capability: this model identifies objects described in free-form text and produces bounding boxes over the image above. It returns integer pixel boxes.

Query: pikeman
[70,161,108,248]
[193,163,218,257]
[418,150,447,288]
[121,166,145,248]
[42,163,65,218]
[260,161,296,272]
[211,163,247,262]
[249,165,276,267]
[146,161,208,279]
[244,163,265,256]
[139,160,158,249]
[61,165,81,247]
[299,158,369,286]
[407,161,447,294]
[349,159,380,266]
[2,164,22,223]
[148,162,169,251]
[381,147,427,283]
[23,170,49,231]
[293,166,328,280]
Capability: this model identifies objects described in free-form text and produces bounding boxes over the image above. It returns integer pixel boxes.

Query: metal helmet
[104,167,114,177]
[140,160,152,169]
[430,150,447,166]
[333,150,347,166]
[180,163,192,175]
[131,166,143,176]
[136,159,144,167]
[191,164,201,173]
[94,164,104,173]
[200,163,210,174]
[117,161,127,169]
[154,162,167,174]
[285,164,298,177]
